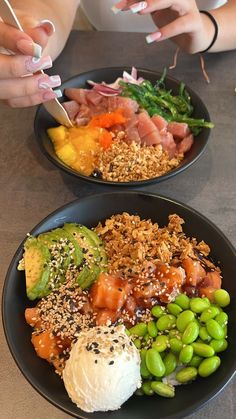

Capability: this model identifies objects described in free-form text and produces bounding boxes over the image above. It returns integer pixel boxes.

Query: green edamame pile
[128,289,230,398]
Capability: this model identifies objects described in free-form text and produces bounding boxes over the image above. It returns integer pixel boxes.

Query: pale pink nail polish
[36,19,56,36]
[130,2,147,14]
[16,39,42,58]
[146,32,162,44]
[25,55,52,73]
[42,90,57,101]
[38,75,61,89]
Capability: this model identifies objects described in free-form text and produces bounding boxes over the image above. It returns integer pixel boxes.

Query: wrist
[198,11,218,53]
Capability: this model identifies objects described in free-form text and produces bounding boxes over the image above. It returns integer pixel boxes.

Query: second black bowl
[34,67,211,186]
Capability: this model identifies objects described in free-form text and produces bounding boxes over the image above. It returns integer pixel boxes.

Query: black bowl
[2,192,236,419]
[34,67,211,186]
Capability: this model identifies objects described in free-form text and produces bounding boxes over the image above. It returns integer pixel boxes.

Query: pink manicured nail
[146,31,162,43]
[36,19,56,36]
[111,0,127,14]
[25,55,52,73]
[38,75,61,89]
[130,2,147,13]
[16,39,42,58]
[42,90,58,101]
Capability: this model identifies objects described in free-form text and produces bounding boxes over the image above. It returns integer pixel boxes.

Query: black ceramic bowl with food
[34,67,211,186]
[2,192,236,419]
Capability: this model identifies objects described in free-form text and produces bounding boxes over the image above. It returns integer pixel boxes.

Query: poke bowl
[2,191,236,419]
[34,67,213,186]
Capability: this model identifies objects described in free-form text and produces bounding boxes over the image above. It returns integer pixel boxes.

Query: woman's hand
[113,0,216,54]
[0,10,61,108]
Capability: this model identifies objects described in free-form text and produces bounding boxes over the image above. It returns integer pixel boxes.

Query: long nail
[111,0,127,14]
[38,75,61,89]
[16,39,42,58]
[25,55,52,73]
[42,89,62,101]
[146,31,162,44]
[36,19,56,36]
[130,2,147,13]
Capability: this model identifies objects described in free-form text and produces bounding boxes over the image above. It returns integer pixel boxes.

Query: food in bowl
[47,68,213,181]
[20,212,230,412]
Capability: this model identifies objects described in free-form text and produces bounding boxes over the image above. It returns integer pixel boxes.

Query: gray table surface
[0,31,235,419]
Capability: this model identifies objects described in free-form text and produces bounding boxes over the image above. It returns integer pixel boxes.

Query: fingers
[0,73,61,100]
[0,21,42,57]
[6,88,62,108]
[0,54,52,79]
[146,15,195,43]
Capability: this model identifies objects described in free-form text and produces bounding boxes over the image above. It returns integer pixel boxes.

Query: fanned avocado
[23,237,51,300]
[63,223,106,289]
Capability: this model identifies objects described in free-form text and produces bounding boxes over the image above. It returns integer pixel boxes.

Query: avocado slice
[63,223,105,289]
[23,237,51,300]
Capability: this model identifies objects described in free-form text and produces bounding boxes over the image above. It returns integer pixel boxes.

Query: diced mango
[47,126,68,148]
[56,143,77,165]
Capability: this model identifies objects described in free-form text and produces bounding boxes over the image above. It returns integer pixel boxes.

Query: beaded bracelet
[199,10,219,53]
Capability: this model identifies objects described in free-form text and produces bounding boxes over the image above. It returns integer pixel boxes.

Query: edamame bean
[134,338,141,349]
[190,297,210,313]
[163,353,177,376]
[198,356,221,377]
[151,381,175,398]
[179,345,194,364]
[156,314,176,331]
[215,312,228,328]
[151,305,166,318]
[176,367,198,383]
[129,322,147,337]
[210,339,228,353]
[140,349,151,378]
[200,306,220,323]
[191,342,215,357]
[167,303,183,316]
[175,294,190,310]
[199,326,211,342]
[147,320,158,338]
[182,321,199,344]
[189,355,203,368]
[206,319,224,340]
[146,348,166,377]
[141,381,154,396]
[169,329,182,339]
[214,289,230,308]
[152,335,169,352]
[176,310,195,332]
[169,337,183,353]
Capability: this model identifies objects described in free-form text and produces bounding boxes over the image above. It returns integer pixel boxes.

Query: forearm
[208,1,236,52]
[11,0,80,59]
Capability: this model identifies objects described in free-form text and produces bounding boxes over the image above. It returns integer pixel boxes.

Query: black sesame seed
[109,361,114,365]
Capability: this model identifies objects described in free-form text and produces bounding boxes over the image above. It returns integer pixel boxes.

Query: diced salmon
[65,88,89,105]
[75,117,90,126]
[198,270,222,290]
[62,100,80,122]
[108,96,139,118]
[90,272,131,311]
[87,90,104,106]
[125,116,141,143]
[182,257,206,287]
[152,115,168,132]
[31,330,61,360]
[177,134,194,154]
[137,111,162,145]
[25,307,41,328]
[160,131,177,158]
[198,286,216,302]
[167,122,190,140]
[155,263,185,303]
[96,309,119,326]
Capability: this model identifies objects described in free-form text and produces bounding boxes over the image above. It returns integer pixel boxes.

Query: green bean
[189,355,203,368]
[179,345,194,364]
[140,349,151,379]
[215,312,228,328]
[199,326,212,342]
[206,319,224,340]
[129,322,147,337]
[146,348,166,377]
[147,320,158,338]
[176,367,198,383]
[151,305,166,318]
[191,342,215,357]
[210,339,228,353]
[151,381,175,398]
[190,297,210,313]
[175,294,190,310]
[169,337,183,354]
[200,306,220,323]
[141,381,154,396]
[176,310,195,332]
[156,314,176,331]
[167,303,183,316]
[182,321,199,344]
[214,289,230,307]
[152,335,169,352]
[198,356,221,377]
[163,353,177,376]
